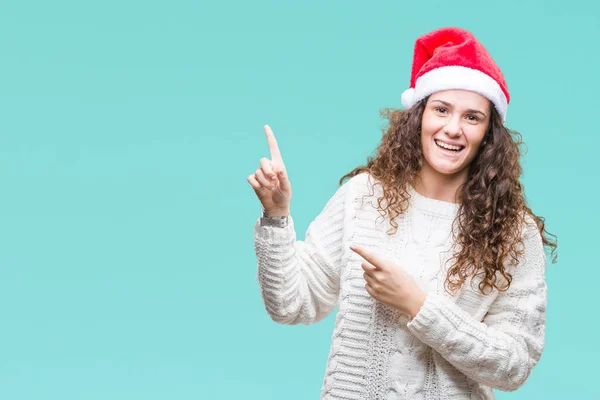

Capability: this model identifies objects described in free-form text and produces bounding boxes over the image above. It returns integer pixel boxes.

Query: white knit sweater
[254,173,547,399]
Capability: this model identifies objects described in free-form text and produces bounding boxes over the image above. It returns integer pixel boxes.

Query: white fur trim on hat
[401,88,415,110]
[402,65,508,123]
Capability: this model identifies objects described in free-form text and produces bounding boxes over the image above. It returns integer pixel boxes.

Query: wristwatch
[260,208,290,228]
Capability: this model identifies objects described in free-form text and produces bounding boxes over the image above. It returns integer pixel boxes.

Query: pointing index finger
[350,245,383,269]
[264,125,283,165]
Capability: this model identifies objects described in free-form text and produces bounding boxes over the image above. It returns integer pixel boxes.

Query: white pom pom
[401,88,415,109]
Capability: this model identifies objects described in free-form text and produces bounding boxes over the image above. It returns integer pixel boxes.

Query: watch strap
[260,208,290,228]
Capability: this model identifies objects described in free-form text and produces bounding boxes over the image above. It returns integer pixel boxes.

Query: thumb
[276,168,291,192]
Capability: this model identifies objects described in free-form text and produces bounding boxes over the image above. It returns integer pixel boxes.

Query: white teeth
[435,139,463,151]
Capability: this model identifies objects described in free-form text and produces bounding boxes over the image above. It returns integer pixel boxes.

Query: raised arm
[248,125,353,325]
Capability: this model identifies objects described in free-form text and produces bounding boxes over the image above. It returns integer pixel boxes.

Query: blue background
[0,0,597,398]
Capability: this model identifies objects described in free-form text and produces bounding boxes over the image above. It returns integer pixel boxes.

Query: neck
[414,162,468,203]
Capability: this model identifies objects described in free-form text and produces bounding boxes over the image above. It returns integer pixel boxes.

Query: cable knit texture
[254,173,547,399]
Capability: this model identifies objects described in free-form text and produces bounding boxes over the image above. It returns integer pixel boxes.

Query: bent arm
[407,225,547,391]
[254,180,352,325]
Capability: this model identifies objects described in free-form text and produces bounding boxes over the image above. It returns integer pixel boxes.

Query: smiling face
[420,90,491,182]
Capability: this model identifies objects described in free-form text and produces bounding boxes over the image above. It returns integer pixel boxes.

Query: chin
[427,159,467,176]
[434,166,462,176]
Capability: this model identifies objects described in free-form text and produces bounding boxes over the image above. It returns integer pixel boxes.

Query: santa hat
[400,27,510,123]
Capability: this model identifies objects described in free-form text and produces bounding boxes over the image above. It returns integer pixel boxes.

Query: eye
[465,114,479,122]
[434,107,448,114]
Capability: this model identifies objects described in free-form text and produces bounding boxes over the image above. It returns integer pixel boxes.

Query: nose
[443,116,462,137]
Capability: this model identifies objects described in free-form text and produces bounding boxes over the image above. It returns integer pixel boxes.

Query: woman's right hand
[247,125,292,217]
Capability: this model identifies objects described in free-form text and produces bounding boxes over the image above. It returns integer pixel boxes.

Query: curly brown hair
[340,98,557,295]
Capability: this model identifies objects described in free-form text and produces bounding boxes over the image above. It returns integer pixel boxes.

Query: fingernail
[271,175,277,180]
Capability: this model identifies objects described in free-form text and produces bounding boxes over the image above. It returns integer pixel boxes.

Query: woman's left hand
[350,245,427,318]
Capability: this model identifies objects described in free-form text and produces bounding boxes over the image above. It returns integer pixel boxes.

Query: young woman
[247,27,557,400]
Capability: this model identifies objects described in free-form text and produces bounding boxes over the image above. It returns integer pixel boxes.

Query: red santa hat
[400,27,510,123]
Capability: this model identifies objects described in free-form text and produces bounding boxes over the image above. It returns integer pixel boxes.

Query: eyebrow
[430,99,487,117]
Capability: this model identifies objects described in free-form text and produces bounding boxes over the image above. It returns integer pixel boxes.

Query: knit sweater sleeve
[253,178,354,325]
[406,220,547,392]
